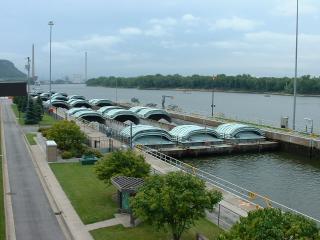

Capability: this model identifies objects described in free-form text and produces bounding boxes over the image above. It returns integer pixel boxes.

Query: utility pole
[48,21,54,108]
[292,0,299,130]
[211,75,216,117]
[32,44,35,82]
[115,78,118,103]
[85,51,87,82]
[25,57,31,107]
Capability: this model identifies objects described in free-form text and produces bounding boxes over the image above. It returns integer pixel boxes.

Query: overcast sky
[1,0,320,80]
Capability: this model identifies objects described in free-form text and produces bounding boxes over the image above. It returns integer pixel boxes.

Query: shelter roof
[111,176,144,193]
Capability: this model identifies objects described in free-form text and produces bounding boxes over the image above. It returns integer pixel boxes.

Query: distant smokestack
[85,51,87,82]
[32,44,35,79]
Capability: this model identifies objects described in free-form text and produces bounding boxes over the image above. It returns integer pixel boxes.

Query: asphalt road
[1,100,65,240]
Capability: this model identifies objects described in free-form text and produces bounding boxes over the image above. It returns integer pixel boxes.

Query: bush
[70,146,86,158]
[94,150,150,184]
[38,127,50,137]
[218,208,320,240]
[83,148,103,158]
[46,120,85,151]
[61,151,73,159]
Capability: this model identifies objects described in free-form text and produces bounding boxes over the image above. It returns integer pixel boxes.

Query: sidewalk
[29,138,94,240]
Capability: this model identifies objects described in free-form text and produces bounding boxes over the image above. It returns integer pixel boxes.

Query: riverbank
[86,85,320,98]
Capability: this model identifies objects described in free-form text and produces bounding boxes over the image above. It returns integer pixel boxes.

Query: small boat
[264,94,271,97]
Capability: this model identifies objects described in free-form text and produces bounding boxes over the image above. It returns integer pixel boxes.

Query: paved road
[1,100,66,240]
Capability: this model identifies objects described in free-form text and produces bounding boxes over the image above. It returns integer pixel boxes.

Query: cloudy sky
[1,0,320,80]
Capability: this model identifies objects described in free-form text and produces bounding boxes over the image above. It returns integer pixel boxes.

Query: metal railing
[169,109,318,136]
[136,144,320,225]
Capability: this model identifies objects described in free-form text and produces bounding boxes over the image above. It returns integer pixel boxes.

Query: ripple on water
[183,152,320,220]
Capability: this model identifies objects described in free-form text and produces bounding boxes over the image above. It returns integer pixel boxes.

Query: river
[42,84,320,133]
[40,84,320,219]
[184,153,320,221]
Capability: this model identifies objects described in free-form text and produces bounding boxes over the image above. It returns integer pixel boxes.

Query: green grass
[26,133,37,145]
[0,123,6,239]
[50,163,118,224]
[11,104,24,125]
[11,104,57,126]
[91,218,223,240]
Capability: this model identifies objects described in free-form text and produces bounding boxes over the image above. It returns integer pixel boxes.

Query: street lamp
[48,20,54,108]
[211,75,216,117]
[292,0,299,130]
[115,78,118,103]
[25,57,31,107]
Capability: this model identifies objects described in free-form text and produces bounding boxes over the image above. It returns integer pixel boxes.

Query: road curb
[22,130,74,240]
[0,104,16,240]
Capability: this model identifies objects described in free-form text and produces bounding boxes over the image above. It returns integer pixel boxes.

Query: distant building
[72,74,84,84]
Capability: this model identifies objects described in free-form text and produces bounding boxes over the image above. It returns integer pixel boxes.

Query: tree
[218,208,319,240]
[33,101,43,123]
[130,171,223,240]
[94,150,150,184]
[46,120,85,151]
[24,99,38,124]
[14,96,27,113]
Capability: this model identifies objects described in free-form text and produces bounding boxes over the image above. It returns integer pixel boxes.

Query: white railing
[137,145,320,224]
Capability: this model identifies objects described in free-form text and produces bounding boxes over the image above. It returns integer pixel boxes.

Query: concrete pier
[159,141,279,158]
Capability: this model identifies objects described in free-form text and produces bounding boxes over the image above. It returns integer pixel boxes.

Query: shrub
[218,208,320,240]
[94,150,150,184]
[61,151,73,159]
[83,148,103,158]
[46,120,85,151]
[38,127,50,137]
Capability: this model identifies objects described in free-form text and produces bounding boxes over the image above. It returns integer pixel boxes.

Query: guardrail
[136,144,320,225]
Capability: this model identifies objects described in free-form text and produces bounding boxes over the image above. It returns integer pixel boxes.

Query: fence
[169,108,316,136]
[136,144,320,225]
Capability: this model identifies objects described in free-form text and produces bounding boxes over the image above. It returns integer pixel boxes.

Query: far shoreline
[84,84,320,98]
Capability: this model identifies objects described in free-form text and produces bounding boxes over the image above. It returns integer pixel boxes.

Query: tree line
[86,74,320,95]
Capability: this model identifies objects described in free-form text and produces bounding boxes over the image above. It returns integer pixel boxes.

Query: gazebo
[111,176,144,214]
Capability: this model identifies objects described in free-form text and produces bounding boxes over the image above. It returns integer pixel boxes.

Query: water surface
[184,153,320,220]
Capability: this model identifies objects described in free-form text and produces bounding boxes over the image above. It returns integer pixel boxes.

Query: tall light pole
[292,0,299,130]
[85,51,88,82]
[48,21,54,108]
[25,57,31,107]
[115,78,118,103]
[211,75,216,117]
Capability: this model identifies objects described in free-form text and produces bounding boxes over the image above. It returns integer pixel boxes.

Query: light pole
[25,57,31,107]
[85,51,88,82]
[211,75,216,117]
[115,78,118,103]
[292,0,299,130]
[48,21,54,108]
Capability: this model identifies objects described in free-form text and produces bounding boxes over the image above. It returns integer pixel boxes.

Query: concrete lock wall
[46,140,57,162]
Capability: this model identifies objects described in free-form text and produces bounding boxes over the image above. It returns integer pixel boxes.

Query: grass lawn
[91,218,223,240]
[0,127,6,239]
[50,163,118,224]
[26,133,37,145]
[11,104,57,126]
